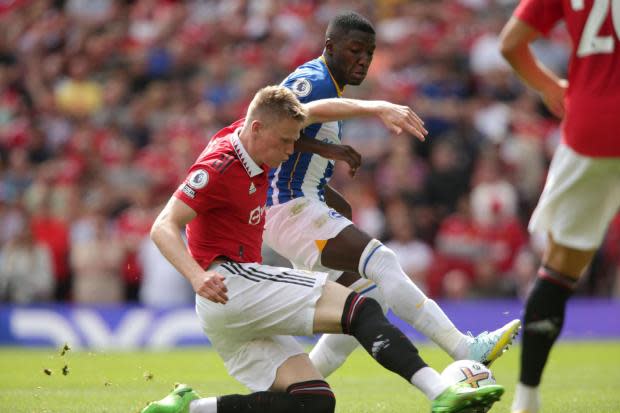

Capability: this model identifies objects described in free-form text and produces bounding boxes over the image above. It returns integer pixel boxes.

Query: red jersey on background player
[514,0,620,157]
[499,1,620,412]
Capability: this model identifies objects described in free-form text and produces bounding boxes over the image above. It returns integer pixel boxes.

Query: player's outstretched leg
[311,273,520,379]
[142,384,200,413]
[310,277,388,377]
[356,239,521,365]
[142,381,336,413]
[338,291,504,412]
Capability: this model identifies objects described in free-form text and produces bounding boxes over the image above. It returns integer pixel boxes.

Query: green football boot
[141,383,200,413]
[431,383,505,413]
[468,319,521,366]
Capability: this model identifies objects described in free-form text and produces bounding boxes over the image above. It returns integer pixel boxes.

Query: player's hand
[192,270,228,304]
[542,79,568,118]
[377,102,428,141]
[320,144,362,177]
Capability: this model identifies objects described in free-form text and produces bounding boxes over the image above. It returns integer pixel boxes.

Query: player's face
[258,117,301,167]
[328,30,376,86]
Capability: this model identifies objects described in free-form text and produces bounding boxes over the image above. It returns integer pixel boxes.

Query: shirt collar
[319,55,344,96]
[230,128,264,177]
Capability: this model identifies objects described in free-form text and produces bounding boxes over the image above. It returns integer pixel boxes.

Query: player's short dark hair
[326,11,375,41]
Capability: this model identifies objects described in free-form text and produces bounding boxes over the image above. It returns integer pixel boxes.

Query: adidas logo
[249,182,256,194]
[525,319,560,337]
[371,335,391,359]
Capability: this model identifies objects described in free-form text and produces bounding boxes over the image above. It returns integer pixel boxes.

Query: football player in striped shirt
[264,11,520,380]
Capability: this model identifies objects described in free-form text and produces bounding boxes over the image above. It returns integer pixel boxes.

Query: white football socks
[358,239,470,360]
[310,333,359,377]
[310,277,388,377]
[511,382,540,413]
[190,397,217,413]
[410,366,450,400]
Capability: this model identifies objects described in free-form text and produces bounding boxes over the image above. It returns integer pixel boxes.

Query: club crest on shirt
[291,78,312,97]
[188,169,209,189]
[249,181,256,195]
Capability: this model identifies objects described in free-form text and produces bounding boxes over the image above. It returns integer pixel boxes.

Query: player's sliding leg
[322,284,504,412]
[309,276,387,377]
[141,381,336,413]
[143,279,504,413]
[321,227,520,366]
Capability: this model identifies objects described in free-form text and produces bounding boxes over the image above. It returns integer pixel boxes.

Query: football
[441,360,496,388]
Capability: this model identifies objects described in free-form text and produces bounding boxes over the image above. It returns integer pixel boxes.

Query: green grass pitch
[1,341,619,412]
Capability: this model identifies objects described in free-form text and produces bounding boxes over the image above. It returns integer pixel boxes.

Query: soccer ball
[441,360,496,388]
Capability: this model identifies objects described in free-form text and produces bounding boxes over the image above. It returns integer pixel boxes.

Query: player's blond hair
[246,85,307,125]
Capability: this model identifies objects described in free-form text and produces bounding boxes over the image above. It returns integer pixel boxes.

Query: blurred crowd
[0,0,618,306]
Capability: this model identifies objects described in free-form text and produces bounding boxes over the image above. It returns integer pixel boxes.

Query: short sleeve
[282,75,320,104]
[281,61,339,139]
[281,62,338,104]
[174,163,223,213]
[514,0,564,35]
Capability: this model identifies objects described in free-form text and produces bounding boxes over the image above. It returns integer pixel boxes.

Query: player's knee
[358,239,397,277]
[363,284,389,314]
[356,296,384,320]
[287,380,335,413]
[342,293,385,335]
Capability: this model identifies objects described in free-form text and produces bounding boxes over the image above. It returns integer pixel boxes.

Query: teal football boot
[468,319,521,366]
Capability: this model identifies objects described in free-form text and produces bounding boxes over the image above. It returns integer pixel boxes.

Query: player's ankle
[450,335,473,360]
[512,382,540,412]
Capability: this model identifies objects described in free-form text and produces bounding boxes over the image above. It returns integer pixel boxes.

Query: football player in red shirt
[141,86,504,413]
[500,0,620,411]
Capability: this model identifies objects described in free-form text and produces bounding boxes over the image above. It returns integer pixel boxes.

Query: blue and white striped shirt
[267,57,343,206]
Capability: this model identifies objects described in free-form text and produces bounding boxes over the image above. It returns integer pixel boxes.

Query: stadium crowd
[0,0,618,305]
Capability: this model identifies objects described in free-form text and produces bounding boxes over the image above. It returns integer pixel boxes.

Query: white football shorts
[264,197,353,279]
[529,143,620,250]
[195,261,328,391]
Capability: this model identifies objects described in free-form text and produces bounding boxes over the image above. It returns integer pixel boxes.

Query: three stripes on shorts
[220,261,316,287]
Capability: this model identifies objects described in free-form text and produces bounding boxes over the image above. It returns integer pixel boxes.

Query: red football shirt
[174,119,270,269]
[515,0,620,157]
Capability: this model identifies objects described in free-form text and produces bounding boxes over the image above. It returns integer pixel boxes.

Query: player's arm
[294,133,362,177]
[499,17,567,118]
[150,197,228,304]
[324,185,352,220]
[303,98,428,141]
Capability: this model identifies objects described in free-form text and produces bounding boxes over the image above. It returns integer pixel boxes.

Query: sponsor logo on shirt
[248,205,266,225]
[181,184,196,199]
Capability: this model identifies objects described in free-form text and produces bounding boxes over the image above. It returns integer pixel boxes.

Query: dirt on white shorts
[529,143,620,250]
[195,261,328,392]
[264,197,353,280]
